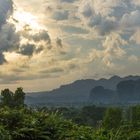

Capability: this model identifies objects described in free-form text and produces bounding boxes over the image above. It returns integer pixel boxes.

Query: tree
[131,106,140,125]
[79,105,106,126]
[103,108,122,130]
[14,88,25,107]
[1,89,14,107]
[1,88,25,107]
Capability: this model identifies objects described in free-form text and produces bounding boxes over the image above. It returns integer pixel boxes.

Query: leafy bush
[0,107,95,140]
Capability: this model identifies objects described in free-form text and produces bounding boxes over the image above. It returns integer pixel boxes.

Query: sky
[0,0,140,92]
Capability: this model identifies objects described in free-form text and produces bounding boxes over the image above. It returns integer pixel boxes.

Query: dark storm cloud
[0,23,19,52]
[0,0,53,65]
[21,29,52,49]
[0,0,15,64]
[31,30,51,44]
[19,44,35,56]
[0,0,13,30]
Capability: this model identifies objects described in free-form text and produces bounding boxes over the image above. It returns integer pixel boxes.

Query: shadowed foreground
[0,88,140,140]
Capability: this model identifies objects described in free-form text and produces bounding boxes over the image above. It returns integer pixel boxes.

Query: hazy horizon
[0,0,140,92]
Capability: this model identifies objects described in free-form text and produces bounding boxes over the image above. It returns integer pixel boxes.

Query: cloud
[0,0,15,64]
[60,0,76,3]
[128,55,139,63]
[56,38,63,48]
[130,29,140,44]
[20,28,51,43]
[77,0,140,69]
[78,0,140,36]
[132,0,140,7]
[0,23,19,52]
[19,44,35,56]
[0,0,13,29]
[52,10,69,20]
[121,10,140,28]
[61,25,89,34]
[0,52,7,65]
[40,67,64,74]
[88,33,127,67]
[31,30,51,43]
[78,0,117,35]
[0,0,139,90]
[102,33,127,67]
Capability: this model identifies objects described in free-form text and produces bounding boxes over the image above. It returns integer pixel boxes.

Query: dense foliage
[1,88,25,107]
[0,107,95,140]
[0,88,140,140]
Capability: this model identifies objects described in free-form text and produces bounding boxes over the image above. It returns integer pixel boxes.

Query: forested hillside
[0,88,140,140]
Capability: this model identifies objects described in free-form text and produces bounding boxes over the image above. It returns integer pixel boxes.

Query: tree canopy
[1,87,25,107]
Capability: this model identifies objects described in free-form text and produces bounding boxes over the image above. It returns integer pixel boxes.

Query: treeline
[0,88,25,107]
[0,88,140,140]
[48,105,140,128]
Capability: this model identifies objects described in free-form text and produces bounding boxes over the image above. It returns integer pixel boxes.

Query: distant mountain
[26,75,140,106]
[89,86,116,104]
[117,79,140,103]
[89,79,140,104]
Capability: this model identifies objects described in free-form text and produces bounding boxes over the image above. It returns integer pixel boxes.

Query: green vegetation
[103,108,122,130]
[0,88,140,140]
[1,88,25,107]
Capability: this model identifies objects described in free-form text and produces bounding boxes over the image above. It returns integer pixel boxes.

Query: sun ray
[12,10,44,31]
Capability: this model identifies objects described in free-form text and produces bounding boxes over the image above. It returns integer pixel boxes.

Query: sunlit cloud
[0,0,139,91]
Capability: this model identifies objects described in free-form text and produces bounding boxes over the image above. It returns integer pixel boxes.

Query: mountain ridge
[26,75,140,106]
